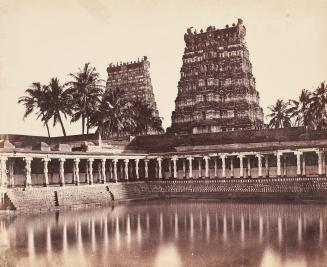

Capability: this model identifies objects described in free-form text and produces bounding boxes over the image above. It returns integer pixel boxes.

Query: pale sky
[0,0,326,136]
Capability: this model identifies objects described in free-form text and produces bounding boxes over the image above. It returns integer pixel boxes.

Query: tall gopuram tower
[106,56,160,118]
[169,19,264,134]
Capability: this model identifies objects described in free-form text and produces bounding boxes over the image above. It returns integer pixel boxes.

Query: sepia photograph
[0,0,327,266]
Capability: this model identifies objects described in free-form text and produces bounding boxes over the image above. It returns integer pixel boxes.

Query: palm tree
[66,63,104,135]
[267,99,291,128]
[89,88,135,139]
[131,98,164,135]
[43,78,71,136]
[18,82,51,137]
[287,89,312,128]
[309,82,327,129]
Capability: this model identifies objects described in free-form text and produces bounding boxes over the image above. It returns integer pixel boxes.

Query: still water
[1,200,327,267]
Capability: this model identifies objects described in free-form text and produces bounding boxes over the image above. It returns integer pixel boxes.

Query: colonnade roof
[127,127,327,153]
[1,127,327,155]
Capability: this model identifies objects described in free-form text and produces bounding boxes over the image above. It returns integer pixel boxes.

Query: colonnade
[152,149,326,179]
[0,156,151,188]
[0,148,325,188]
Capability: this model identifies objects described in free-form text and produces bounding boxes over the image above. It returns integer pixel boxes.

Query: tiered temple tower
[169,19,264,134]
[106,56,160,118]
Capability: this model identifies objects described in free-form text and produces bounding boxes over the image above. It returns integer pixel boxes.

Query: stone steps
[57,186,112,206]
[109,183,163,200]
[6,178,327,212]
[6,188,56,211]
[6,185,113,211]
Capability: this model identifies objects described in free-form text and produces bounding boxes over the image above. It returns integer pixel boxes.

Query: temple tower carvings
[106,56,160,118]
[169,19,264,134]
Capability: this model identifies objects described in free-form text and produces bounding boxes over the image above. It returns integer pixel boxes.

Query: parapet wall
[4,177,327,213]
[110,177,327,202]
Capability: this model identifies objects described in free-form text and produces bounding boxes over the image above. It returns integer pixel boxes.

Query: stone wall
[4,177,327,213]
[4,184,112,212]
[109,177,327,202]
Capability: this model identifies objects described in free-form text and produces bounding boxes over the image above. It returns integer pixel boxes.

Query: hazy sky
[0,0,326,136]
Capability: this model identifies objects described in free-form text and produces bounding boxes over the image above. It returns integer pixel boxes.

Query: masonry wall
[4,177,327,212]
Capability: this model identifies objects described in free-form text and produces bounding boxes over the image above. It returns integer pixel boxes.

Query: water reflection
[1,200,327,266]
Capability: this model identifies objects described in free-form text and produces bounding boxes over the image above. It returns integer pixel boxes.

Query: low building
[1,127,327,211]
[0,127,326,186]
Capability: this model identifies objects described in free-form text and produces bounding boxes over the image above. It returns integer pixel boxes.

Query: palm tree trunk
[45,122,51,137]
[58,112,67,136]
[41,112,51,137]
[82,115,85,135]
[87,117,89,134]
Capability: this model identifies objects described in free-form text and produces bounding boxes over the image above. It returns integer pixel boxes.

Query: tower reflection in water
[2,201,327,267]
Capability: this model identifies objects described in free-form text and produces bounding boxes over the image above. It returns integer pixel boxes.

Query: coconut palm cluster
[18,63,164,137]
[267,82,327,130]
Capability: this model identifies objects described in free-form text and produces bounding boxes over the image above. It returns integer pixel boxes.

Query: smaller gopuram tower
[169,19,264,134]
[106,56,160,118]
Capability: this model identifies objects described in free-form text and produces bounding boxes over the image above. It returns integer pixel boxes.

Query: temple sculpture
[169,19,264,134]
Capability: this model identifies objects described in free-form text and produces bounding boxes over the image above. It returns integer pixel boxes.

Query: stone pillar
[154,162,158,180]
[182,159,186,179]
[302,154,306,177]
[168,159,172,178]
[97,161,102,183]
[59,158,65,186]
[86,161,90,184]
[187,157,193,179]
[172,157,178,179]
[247,156,251,178]
[214,157,218,178]
[256,154,262,178]
[230,157,234,178]
[135,159,140,180]
[129,160,133,180]
[197,158,202,178]
[8,159,14,187]
[204,156,209,178]
[74,158,80,185]
[220,154,226,178]
[276,152,282,177]
[317,150,323,176]
[42,158,50,187]
[295,151,302,176]
[109,161,113,181]
[101,159,106,183]
[88,158,94,184]
[24,157,32,188]
[283,155,287,177]
[113,159,118,182]
[323,154,326,176]
[144,159,149,179]
[238,154,244,178]
[118,163,123,180]
[265,155,269,178]
[124,159,129,180]
[157,158,162,179]
[0,157,8,187]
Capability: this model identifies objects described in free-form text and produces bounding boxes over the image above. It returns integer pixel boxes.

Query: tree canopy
[18,62,165,138]
[267,82,327,130]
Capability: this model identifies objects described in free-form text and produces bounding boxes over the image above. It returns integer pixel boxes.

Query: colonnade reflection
[3,201,327,266]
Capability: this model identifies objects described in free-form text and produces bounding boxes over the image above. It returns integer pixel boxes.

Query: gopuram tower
[106,56,161,134]
[169,19,264,134]
[106,56,159,117]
